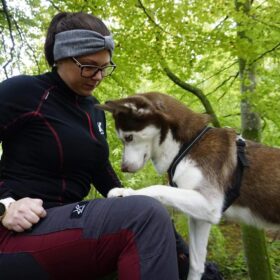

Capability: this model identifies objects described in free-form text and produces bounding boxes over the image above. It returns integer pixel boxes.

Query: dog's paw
[107,187,135,198]
[107,188,125,198]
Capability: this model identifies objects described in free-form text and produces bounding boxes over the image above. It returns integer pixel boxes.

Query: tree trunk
[239,61,274,280]
[236,1,274,279]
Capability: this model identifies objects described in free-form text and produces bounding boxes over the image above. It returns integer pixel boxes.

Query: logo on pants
[70,201,89,218]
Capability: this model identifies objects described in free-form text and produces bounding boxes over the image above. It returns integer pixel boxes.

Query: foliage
[2,0,280,143]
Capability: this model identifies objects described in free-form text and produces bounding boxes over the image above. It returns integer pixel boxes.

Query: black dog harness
[167,127,249,212]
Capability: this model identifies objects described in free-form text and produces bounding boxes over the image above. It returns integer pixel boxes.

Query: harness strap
[167,126,212,188]
[222,137,249,212]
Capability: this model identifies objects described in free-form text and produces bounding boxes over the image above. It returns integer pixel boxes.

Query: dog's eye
[124,135,133,142]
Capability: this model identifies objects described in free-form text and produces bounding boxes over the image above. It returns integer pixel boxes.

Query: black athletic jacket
[0,70,121,208]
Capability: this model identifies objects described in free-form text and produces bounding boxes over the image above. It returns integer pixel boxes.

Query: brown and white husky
[96,92,280,280]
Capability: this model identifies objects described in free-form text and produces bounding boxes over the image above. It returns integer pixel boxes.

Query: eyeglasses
[72,57,116,78]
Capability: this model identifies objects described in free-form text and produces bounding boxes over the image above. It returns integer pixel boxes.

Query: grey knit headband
[53,29,115,61]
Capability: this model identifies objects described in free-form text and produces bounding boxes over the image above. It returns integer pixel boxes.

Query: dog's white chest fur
[173,158,204,190]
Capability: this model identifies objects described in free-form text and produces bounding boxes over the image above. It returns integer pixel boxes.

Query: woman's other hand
[2,197,47,232]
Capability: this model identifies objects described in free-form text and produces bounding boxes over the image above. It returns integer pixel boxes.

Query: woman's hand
[1,197,47,232]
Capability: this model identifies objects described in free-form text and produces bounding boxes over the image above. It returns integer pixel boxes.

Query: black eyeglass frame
[72,57,116,78]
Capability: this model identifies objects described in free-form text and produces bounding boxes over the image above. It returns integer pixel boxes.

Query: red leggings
[0,196,179,280]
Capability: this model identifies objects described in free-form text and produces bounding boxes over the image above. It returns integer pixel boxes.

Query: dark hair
[44,12,111,66]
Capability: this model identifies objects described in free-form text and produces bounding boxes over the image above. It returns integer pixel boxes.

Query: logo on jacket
[97,122,104,135]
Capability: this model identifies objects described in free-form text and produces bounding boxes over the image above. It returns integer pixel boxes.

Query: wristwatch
[0,198,15,221]
[0,202,6,218]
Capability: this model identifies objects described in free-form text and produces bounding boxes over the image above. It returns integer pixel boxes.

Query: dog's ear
[131,107,153,117]
[154,100,166,112]
[97,101,154,118]
[95,102,114,113]
[95,101,131,115]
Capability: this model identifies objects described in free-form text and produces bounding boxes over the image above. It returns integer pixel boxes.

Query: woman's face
[57,50,111,97]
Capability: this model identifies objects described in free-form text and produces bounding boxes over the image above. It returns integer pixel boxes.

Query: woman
[0,12,184,279]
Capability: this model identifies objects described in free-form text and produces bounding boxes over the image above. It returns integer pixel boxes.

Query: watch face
[0,203,6,216]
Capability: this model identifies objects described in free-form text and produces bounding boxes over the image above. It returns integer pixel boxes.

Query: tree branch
[46,0,62,12]
[196,60,239,86]
[1,0,15,78]
[207,72,239,96]
[12,17,41,73]
[210,16,229,32]
[162,63,221,127]
[217,72,239,101]
[137,0,180,38]
[249,41,280,66]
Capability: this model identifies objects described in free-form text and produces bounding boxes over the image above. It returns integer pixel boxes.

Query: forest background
[1,0,280,279]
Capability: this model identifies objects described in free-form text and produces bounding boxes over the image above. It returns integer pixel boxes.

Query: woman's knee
[98,195,173,241]
[123,195,170,222]
[118,196,173,238]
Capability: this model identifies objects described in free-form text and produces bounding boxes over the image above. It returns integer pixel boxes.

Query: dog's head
[96,92,174,172]
[96,92,211,173]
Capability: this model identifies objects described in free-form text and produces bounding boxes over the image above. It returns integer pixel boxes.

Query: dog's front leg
[108,185,222,224]
[187,217,212,280]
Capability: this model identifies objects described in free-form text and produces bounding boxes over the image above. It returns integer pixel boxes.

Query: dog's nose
[121,163,129,172]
